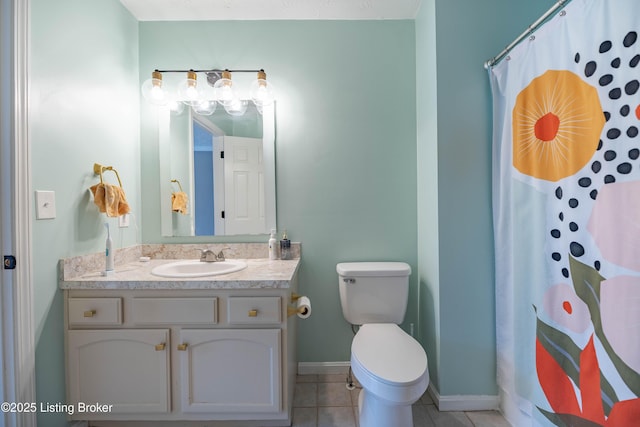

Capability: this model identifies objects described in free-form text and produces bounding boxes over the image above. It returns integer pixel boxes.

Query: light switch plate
[35,190,56,220]
[119,213,130,228]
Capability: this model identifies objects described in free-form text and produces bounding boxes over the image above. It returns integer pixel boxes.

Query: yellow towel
[171,191,188,215]
[90,183,131,217]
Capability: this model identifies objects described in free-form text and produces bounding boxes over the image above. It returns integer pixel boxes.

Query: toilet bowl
[351,324,428,427]
[337,262,429,427]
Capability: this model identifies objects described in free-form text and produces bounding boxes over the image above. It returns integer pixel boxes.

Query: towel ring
[93,163,123,187]
[171,179,184,192]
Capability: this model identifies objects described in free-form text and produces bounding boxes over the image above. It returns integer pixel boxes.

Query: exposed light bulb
[213,71,238,107]
[185,85,198,99]
[177,70,206,104]
[149,85,164,100]
[249,70,275,107]
[141,71,168,105]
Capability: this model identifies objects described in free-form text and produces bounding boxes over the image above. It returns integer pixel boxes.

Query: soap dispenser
[268,229,278,260]
[280,230,291,260]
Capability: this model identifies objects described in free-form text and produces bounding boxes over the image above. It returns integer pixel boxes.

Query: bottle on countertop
[280,230,291,260]
[105,223,114,273]
[268,229,278,260]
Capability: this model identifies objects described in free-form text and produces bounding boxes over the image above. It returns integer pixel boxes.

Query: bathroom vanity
[59,244,300,427]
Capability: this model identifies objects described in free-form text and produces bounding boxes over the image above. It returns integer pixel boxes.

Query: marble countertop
[59,258,300,290]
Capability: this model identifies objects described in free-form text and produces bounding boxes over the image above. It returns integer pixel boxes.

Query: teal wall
[30,0,139,425]
[138,20,419,362]
[415,0,558,395]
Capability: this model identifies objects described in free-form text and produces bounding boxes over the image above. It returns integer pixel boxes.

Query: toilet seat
[351,324,428,406]
[350,324,429,425]
[352,324,428,387]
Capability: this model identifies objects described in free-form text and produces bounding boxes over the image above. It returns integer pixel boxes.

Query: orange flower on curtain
[512,70,605,181]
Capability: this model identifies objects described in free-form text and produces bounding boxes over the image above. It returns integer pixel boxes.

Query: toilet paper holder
[287,305,308,317]
[287,293,311,318]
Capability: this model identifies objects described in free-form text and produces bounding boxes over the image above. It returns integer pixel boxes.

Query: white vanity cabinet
[64,286,298,427]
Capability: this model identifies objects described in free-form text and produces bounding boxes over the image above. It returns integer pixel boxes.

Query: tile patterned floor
[292,374,511,427]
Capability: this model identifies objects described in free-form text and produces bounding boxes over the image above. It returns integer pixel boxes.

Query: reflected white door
[223,136,265,235]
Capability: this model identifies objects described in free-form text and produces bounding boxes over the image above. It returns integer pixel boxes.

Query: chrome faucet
[198,248,227,262]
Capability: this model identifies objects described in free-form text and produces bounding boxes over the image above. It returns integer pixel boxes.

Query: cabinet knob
[155,343,166,351]
[248,309,258,317]
[83,310,96,318]
[177,343,188,351]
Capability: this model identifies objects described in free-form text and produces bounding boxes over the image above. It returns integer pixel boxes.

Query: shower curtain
[489,0,640,425]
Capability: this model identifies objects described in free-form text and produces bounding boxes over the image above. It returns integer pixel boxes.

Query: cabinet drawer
[227,297,281,325]
[68,298,122,326]
[133,298,218,325]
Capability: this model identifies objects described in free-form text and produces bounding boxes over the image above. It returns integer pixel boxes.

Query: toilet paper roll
[297,296,312,319]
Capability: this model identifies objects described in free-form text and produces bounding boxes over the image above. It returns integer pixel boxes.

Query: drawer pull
[177,343,188,351]
[83,310,96,318]
[248,309,258,317]
[155,343,166,351]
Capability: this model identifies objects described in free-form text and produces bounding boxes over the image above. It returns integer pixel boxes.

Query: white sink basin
[151,259,248,278]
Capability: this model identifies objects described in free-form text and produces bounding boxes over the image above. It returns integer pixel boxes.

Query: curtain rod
[484,0,571,69]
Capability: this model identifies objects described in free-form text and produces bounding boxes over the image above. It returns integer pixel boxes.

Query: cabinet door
[67,329,170,414]
[178,329,281,413]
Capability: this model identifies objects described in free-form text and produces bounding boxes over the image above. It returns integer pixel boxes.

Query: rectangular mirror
[158,102,276,236]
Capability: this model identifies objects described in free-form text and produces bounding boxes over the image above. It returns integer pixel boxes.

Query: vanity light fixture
[141,68,275,116]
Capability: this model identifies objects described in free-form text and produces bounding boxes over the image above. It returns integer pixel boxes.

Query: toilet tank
[337,262,411,325]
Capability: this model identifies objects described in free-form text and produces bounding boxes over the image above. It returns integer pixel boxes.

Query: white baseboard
[428,383,500,412]
[298,362,499,412]
[297,361,351,375]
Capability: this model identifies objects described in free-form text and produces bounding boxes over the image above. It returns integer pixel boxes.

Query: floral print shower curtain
[489,0,640,425]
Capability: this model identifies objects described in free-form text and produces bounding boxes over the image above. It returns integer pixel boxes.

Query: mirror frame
[158,102,276,237]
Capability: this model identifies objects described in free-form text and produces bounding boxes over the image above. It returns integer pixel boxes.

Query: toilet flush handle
[343,278,355,284]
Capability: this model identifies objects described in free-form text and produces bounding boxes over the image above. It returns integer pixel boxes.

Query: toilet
[337,262,428,427]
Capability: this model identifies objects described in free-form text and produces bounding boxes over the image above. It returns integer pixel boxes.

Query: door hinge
[3,255,16,270]
[220,151,225,159]
[221,211,225,219]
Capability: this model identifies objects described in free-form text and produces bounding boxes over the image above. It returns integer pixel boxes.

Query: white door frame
[1,0,36,425]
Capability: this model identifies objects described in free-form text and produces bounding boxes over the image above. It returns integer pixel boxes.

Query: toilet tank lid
[336,262,411,277]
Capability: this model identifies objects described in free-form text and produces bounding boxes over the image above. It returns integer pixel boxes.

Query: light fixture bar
[153,68,265,74]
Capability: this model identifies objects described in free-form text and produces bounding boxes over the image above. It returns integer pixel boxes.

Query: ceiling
[119,0,422,21]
